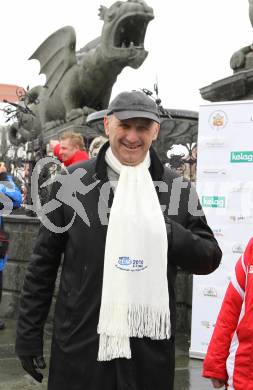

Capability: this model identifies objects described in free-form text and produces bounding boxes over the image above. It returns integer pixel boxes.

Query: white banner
[189,100,253,358]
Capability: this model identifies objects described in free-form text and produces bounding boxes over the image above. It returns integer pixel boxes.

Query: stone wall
[0,214,193,333]
[0,214,40,319]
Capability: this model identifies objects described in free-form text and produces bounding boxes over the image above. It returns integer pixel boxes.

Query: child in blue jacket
[0,162,22,329]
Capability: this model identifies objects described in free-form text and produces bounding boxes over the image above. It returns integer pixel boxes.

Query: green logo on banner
[230,151,253,163]
[202,196,226,208]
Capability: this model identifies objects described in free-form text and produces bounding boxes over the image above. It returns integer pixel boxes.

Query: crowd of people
[0,90,248,390]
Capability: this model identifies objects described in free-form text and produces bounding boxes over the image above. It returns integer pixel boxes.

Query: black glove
[19,355,46,383]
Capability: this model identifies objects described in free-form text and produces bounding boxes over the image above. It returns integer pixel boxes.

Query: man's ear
[153,123,160,141]
[104,116,110,136]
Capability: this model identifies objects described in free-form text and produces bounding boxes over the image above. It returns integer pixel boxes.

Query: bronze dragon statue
[230,0,253,72]
[9,0,154,145]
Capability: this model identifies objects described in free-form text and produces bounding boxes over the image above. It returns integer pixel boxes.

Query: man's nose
[125,128,139,142]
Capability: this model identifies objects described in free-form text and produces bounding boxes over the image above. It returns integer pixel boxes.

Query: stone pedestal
[200,68,253,102]
[0,215,40,319]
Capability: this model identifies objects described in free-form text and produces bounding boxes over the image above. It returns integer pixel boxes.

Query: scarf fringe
[98,303,171,360]
[98,335,131,361]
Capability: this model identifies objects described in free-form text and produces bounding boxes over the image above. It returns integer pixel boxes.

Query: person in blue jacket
[0,162,22,330]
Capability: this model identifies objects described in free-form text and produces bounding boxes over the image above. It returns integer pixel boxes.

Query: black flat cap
[107,90,160,123]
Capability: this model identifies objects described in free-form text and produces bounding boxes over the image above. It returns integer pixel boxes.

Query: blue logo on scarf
[116,256,147,271]
[118,257,132,266]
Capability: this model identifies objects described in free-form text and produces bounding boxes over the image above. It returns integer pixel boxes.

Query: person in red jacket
[202,237,253,390]
[50,131,89,167]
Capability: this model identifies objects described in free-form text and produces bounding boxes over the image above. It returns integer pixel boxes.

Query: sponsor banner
[228,181,253,193]
[201,195,226,208]
[217,240,246,256]
[197,150,229,168]
[190,275,226,357]
[230,151,253,163]
[198,137,226,150]
[208,110,228,131]
[227,213,253,224]
[212,227,225,239]
[198,284,225,299]
[197,167,228,178]
[191,101,253,358]
[231,242,245,254]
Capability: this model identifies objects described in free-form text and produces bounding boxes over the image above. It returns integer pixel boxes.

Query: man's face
[59,139,79,162]
[104,115,160,166]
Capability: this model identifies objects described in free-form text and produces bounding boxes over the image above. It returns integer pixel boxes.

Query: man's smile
[121,143,141,150]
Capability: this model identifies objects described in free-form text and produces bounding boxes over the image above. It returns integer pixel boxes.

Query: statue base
[200,69,253,102]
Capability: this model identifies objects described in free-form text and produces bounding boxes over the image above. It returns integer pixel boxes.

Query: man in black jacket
[16,91,222,390]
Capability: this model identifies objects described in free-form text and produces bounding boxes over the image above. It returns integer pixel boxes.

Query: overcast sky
[0,0,251,124]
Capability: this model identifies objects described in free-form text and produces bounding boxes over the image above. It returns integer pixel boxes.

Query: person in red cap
[50,131,89,167]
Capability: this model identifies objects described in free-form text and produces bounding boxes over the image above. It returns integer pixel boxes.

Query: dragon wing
[29,26,77,96]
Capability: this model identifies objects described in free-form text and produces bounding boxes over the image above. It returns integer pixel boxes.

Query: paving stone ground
[0,320,216,390]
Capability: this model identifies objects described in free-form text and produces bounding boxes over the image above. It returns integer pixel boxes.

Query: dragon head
[99,0,154,68]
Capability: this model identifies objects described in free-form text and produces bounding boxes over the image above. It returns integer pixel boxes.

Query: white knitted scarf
[97,147,171,361]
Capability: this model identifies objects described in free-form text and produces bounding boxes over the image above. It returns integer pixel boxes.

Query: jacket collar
[95,141,164,181]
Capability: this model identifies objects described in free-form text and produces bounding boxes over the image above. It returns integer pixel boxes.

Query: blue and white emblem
[116,256,147,271]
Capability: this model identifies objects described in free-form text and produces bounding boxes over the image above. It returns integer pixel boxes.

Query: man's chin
[120,154,143,166]
[114,147,145,166]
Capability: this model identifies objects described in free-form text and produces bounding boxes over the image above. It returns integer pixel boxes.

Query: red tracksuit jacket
[202,237,253,390]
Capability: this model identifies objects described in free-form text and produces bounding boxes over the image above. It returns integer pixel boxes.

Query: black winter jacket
[16,144,222,390]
